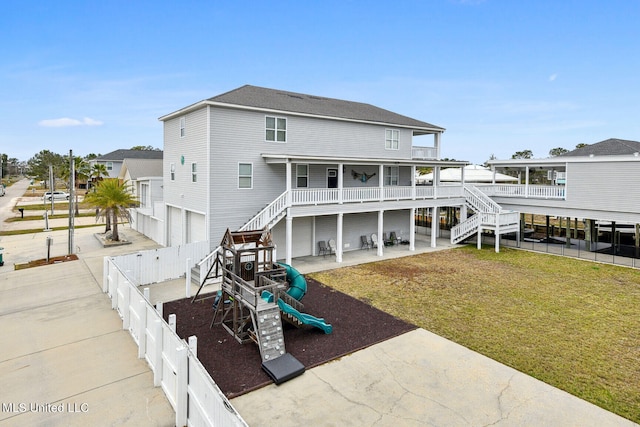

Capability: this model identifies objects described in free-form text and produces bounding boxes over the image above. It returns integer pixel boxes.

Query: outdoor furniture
[389,232,399,245]
[360,235,371,250]
[318,240,330,257]
[382,233,394,246]
[371,233,379,248]
[328,239,337,255]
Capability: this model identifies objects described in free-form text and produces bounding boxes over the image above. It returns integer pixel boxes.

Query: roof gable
[561,138,640,157]
[119,158,163,180]
[205,85,443,131]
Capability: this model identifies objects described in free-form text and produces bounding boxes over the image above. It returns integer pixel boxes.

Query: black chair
[389,231,399,245]
[318,240,329,257]
[360,235,371,250]
[382,233,393,246]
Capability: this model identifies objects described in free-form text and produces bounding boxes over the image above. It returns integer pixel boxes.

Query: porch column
[565,216,571,248]
[411,165,416,200]
[434,132,441,159]
[495,219,500,253]
[286,160,292,206]
[285,209,292,265]
[311,217,317,256]
[336,213,343,263]
[461,205,467,221]
[525,167,530,198]
[430,207,438,248]
[379,164,384,202]
[338,163,344,204]
[377,210,384,256]
[409,208,416,251]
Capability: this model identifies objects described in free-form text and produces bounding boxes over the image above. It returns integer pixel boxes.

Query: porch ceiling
[262,153,468,167]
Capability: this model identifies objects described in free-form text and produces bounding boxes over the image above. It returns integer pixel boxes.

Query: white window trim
[385,129,399,150]
[191,162,197,183]
[180,117,186,138]
[238,162,253,189]
[265,115,287,143]
[384,166,399,186]
[106,161,113,171]
[296,163,309,188]
[170,162,175,181]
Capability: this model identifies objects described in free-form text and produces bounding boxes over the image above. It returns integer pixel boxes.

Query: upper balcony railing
[411,146,438,160]
[474,184,566,200]
[291,185,463,206]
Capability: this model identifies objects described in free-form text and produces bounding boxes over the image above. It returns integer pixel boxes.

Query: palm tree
[89,163,109,189]
[84,179,138,241]
[61,156,91,215]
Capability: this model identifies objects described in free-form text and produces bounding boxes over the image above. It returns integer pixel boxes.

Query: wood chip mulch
[162,277,416,398]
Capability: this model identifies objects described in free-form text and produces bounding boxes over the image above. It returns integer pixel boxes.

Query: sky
[2,0,639,165]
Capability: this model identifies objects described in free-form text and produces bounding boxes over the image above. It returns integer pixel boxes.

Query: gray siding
[566,162,640,213]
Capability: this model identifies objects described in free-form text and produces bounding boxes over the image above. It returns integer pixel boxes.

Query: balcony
[411,146,438,160]
[290,185,463,206]
[475,184,566,200]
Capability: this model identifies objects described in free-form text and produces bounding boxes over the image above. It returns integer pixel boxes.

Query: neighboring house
[486,138,640,250]
[118,158,165,244]
[91,149,164,179]
[155,85,520,264]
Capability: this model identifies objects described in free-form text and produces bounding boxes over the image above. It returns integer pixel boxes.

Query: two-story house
[157,85,519,265]
[91,149,164,179]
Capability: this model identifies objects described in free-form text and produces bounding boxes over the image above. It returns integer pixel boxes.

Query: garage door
[186,211,206,243]
[168,206,182,247]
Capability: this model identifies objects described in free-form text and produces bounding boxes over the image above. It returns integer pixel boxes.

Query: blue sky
[2,0,639,164]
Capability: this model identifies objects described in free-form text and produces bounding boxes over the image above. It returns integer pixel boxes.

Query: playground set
[194,228,332,384]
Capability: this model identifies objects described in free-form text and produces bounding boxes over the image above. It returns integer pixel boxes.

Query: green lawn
[309,246,640,423]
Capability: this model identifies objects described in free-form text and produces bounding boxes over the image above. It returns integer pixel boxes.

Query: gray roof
[561,138,640,157]
[95,149,163,161]
[119,158,163,179]
[205,85,444,131]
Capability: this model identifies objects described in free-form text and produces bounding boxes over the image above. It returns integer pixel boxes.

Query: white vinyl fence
[103,244,247,427]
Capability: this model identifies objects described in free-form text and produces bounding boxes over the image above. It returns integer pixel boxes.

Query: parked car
[43,191,69,201]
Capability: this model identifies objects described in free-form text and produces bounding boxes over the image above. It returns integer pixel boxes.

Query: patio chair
[382,233,393,246]
[328,239,337,255]
[389,231,399,245]
[371,233,379,248]
[318,240,330,257]
[360,235,371,250]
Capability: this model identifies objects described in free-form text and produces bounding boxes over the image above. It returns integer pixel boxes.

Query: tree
[89,163,109,187]
[61,155,90,215]
[483,153,497,167]
[27,150,65,183]
[511,149,533,159]
[84,179,138,241]
[575,143,589,149]
[549,147,569,157]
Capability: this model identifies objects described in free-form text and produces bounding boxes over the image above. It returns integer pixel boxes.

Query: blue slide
[277,298,333,334]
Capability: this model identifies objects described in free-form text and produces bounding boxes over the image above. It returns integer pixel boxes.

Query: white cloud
[549,73,558,82]
[38,117,104,127]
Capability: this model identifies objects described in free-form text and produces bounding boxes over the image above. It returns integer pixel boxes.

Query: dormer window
[266,116,286,142]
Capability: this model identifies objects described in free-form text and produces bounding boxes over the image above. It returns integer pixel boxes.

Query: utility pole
[68,150,75,255]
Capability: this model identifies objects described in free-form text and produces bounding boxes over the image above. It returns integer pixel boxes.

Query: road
[0,178,30,228]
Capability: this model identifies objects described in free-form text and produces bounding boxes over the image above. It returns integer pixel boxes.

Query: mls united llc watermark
[2,402,89,413]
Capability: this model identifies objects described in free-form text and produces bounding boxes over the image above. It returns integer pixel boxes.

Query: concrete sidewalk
[0,226,175,426]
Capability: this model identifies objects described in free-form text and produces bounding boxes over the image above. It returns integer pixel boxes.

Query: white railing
[342,187,380,203]
[291,188,339,205]
[195,246,222,287]
[104,257,248,427]
[476,184,566,200]
[451,214,480,243]
[240,191,289,231]
[412,146,438,159]
[464,185,501,213]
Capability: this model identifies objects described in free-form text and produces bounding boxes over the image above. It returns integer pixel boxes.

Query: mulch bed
[13,254,79,270]
[163,277,416,398]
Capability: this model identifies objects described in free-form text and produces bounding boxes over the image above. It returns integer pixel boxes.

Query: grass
[0,224,103,236]
[308,246,640,423]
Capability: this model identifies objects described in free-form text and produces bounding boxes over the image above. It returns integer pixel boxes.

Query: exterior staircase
[451,185,520,245]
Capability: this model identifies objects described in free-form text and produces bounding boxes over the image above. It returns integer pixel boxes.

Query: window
[170,163,175,181]
[266,116,286,142]
[140,183,148,208]
[296,164,308,188]
[106,162,113,171]
[238,163,252,189]
[180,117,186,138]
[385,129,399,150]
[384,166,399,186]
[191,162,197,182]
